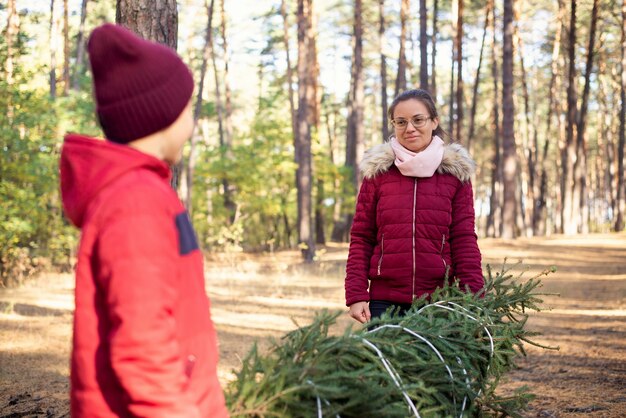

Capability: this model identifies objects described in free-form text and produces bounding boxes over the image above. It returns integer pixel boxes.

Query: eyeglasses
[391,115,433,130]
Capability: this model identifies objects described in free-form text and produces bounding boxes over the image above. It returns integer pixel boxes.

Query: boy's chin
[164,153,183,166]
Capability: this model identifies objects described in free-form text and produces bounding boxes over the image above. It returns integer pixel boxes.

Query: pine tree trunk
[62,0,70,96]
[307,8,321,130]
[455,0,464,144]
[5,0,18,120]
[561,0,578,235]
[395,0,409,97]
[346,0,364,190]
[308,3,321,243]
[116,0,179,187]
[430,0,438,98]
[315,179,325,244]
[467,0,491,152]
[486,3,502,238]
[572,0,599,234]
[379,0,389,141]
[597,58,613,230]
[187,0,216,211]
[296,0,315,261]
[220,0,233,146]
[535,0,565,235]
[116,0,178,48]
[615,0,626,231]
[72,0,89,91]
[211,10,236,223]
[5,0,17,87]
[419,0,428,89]
[448,0,457,137]
[501,0,517,239]
[514,7,534,237]
[327,103,346,242]
[281,0,297,140]
[49,0,57,100]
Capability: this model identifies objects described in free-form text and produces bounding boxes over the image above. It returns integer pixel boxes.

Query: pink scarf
[390,135,445,178]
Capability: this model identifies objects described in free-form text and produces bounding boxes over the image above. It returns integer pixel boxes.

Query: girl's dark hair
[387,89,447,139]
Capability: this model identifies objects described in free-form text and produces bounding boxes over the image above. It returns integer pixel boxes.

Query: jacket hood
[359,141,476,182]
[60,134,171,227]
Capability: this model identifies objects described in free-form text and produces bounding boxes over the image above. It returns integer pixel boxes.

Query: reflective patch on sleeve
[175,212,199,255]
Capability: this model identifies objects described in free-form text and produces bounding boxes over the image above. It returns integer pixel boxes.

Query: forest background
[1,0,625,285]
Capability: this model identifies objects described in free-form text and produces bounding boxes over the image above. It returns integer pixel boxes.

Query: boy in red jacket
[60,24,229,417]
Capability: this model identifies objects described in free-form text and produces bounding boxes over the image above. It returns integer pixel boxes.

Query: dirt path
[1,234,625,417]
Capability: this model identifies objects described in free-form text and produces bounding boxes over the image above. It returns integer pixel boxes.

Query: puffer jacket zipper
[377,234,385,275]
[412,179,417,299]
[440,234,448,271]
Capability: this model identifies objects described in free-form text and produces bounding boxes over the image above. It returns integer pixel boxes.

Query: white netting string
[358,336,421,417]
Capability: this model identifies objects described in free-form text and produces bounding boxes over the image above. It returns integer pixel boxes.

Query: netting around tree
[225,263,558,417]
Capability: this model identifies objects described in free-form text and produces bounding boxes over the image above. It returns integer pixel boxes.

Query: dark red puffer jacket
[345,142,484,306]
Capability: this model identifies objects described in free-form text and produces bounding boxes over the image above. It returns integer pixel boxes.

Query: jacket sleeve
[345,177,378,306]
[449,180,484,294]
[97,193,202,418]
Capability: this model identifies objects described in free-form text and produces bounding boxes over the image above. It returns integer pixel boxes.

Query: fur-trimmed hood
[359,141,476,182]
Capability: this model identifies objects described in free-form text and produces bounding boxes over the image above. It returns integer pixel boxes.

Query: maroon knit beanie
[87,23,194,143]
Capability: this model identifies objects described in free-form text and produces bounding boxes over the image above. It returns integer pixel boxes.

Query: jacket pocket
[377,234,385,276]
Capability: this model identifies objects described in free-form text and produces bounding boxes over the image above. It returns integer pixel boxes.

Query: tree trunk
[315,179,325,244]
[535,0,565,235]
[379,0,389,141]
[572,0,599,234]
[430,0,438,98]
[72,0,89,91]
[296,0,315,261]
[116,0,178,48]
[346,0,364,190]
[211,5,236,223]
[62,0,70,95]
[561,0,578,234]
[306,6,321,129]
[187,0,216,211]
[220,0,233,146]
[597,56,614,232]
[116,0,179,188]
[281,0,297,139]
[395,0,409,97]
[419,0,428,89]
[49,0,57,100]
[5,0,19,120]
[615,0,626,231]
[326,102,347,242]
[501,0,517,239]
[307,2,321,243]
[467,0,491,152]
[514,4,534,237]
[455,0,464,143]
[486,3,502,238]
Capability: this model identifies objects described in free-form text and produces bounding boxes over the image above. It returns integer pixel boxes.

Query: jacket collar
[359,141,476,182]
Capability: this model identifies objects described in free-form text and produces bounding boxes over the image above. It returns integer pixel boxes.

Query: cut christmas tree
[225,263,558,417]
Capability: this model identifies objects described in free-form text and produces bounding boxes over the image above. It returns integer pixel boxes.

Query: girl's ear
[432,117,440,132]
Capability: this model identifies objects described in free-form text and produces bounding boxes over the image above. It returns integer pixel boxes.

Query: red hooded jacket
[60,134,228,417]
[345,142,484,306]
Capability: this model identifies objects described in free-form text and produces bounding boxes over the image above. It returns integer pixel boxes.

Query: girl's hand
[348,301,371,323]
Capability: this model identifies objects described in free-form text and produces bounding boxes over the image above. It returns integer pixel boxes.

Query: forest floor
[0,233,625,417]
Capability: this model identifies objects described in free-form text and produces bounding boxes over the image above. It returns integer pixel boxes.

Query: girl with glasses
[345,89,484,323]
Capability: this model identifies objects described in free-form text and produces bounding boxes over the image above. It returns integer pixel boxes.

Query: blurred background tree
[1,0,625,283]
